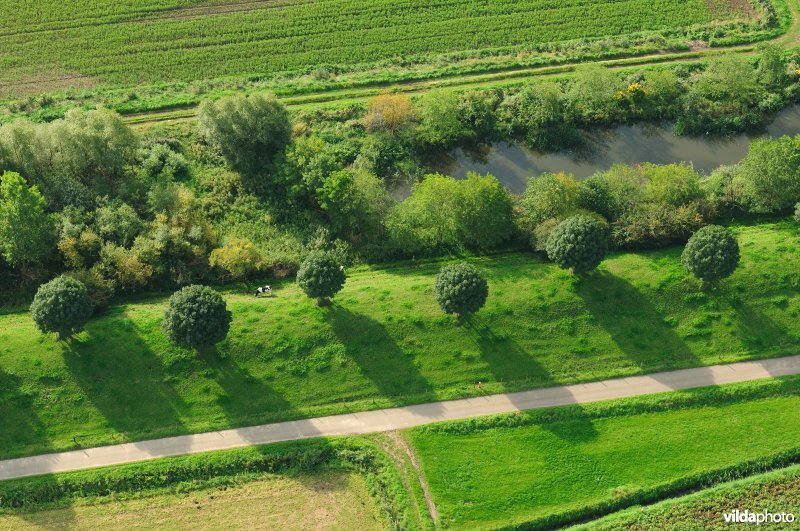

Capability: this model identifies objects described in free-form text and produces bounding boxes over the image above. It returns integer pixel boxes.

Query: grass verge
[406,375,800,529]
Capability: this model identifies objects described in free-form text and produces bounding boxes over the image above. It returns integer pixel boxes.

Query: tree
[0,171,55,267]
[198,94,291,177]
[517,172,580,232]
[296,253,346,305]
[733,135,800,213]
[578,174,615,220]
[546,216,608,273]
[434,262,488,318]
[416,90,470,148]
[162,285,232,350]
[30,276,94,340]
[681,225,740,285]
[641,163,704,206]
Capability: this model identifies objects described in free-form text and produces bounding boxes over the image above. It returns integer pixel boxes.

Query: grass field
[1,221,799,458]
[0,470,381,531]
[406,378,800,529]
[0,0,756,92]
[578,464,800,530]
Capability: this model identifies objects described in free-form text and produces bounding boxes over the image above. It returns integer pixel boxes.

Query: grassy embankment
[1,221,799,458]
[407,376,800,529]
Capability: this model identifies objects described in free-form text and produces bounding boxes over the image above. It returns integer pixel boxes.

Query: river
[428,106,800,194]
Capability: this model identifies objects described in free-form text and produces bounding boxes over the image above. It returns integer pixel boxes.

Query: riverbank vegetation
[2,49,800,306]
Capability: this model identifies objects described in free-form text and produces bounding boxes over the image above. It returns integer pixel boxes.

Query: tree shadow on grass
[325,305,442,414]
[63,313,190,448]
[575,271,698,372]
[196,347,298,442]
[462,315,598,443]
[726,296,800,355]
[0,369,76,526]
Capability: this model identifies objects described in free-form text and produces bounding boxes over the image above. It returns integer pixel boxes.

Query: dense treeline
[1,50,799,306]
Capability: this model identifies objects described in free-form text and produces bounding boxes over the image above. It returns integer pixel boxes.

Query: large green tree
[681,225,740,285]
[0,171,55,267]
[162,285,232,350]
[30,276,94,340]
[198,94,291,179]
[434,262,488,318]
[296,253,347,305]
[546,216,608,274]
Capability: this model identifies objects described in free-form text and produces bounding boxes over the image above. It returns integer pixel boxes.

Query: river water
[429,106,800,194]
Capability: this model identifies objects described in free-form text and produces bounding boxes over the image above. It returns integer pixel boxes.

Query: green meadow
[1,221,798,459]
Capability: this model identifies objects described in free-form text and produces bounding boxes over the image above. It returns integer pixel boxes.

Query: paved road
[2,355,800,481]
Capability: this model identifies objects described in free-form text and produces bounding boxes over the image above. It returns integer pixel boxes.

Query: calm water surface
[428,106,800,193]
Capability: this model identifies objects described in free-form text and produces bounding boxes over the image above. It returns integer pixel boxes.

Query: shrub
[732,135,800,213]
[363,94,415,133]
[681,225,740,284]
[642,163,704,206]
[296,253,346,304]
[434,262,489,317]
[162,285,232,350]
[546,216,609,273]
[387,173,514,255]
[209,238,264,280]
[578,174,615,220]
[198,94,291,177]
[416,90,471,148]
[518,172,580,231]
[612,202,706,250]
[138,143,190,181]
[30,276,94,339]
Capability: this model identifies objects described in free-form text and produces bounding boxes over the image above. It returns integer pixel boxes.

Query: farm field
[0,470,382,531]
[578,463,800,530]
[406,376,800,529]
[0,0,784,122]
[1,221,799,459]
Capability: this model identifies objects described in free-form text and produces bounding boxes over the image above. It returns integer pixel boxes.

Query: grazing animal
[254,285,272,297]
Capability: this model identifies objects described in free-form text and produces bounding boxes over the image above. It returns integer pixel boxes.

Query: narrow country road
[2,355,800,481]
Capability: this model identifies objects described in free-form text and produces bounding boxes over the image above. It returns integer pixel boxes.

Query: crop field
[406,377,800,529]
[581,463,800,530]
[0,470,382,530]
[0,221,799,459]
[0,0,763,98]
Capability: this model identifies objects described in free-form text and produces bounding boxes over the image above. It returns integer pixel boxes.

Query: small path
[385,431,439,525]
[1,355,800,481]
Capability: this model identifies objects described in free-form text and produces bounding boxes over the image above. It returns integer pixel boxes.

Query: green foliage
[209,238,265,280]
[434,262,488,317]
[29,275,94,340]
[519,172,580,228]
[416,90,471,148]
[546,215,608,273]
[733,135,800,213]
[568,65,621,122]
[499,81,580,150]
[0,109,136,209]
[94,199,143,247]
[296,253,346,303]
[162,285,232,350]
[681,224,740,283]
[641,162,704,206]
[0,171,55,267]
[198,94,291,178]
[138,143,190,181]
[387,173,514,254]
[316,169,393,245]
[578,174,615,220]
[612,202,706,250]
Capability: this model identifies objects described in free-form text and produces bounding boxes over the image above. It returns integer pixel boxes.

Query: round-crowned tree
[162,285,232,350]
[546,216,608,273]
[434,262,488,317]
[30,276,94,340]
[296,253,346,305]
[681,225,740,284]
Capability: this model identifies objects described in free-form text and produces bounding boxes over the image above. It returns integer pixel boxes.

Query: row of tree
[29,222,739,348]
